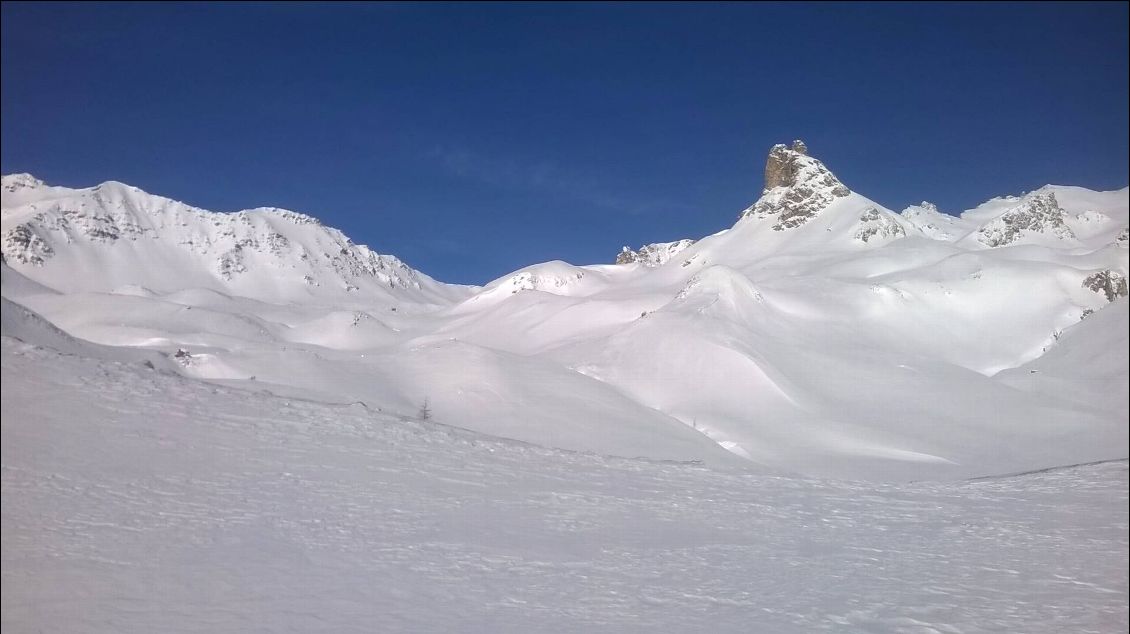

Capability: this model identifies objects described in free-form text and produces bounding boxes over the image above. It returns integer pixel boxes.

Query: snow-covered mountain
[2,142,1127,480]
[1,173,469,305]
[3,141,1129,630]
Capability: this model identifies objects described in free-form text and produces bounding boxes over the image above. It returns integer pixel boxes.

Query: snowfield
[2,140,1128,630]
[2,340,1126,633]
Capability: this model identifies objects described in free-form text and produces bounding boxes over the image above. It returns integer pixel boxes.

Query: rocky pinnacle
[744,140,850,229]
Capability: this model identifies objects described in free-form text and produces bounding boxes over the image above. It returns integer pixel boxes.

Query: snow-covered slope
[3,339,1126,633]
[1,173,470,305]
[2,141,1127,480]
[901,201,972,240]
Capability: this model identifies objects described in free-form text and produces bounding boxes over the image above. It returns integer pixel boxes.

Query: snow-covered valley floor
[3,338,1126,633]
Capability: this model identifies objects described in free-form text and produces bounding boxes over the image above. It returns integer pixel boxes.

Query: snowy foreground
[3,339,1126,633]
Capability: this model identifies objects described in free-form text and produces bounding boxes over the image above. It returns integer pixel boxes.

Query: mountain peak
[762,139,841,193]
[971,190,1076,247]
[0,175,468,303]
[742,141,851,229]
[2,173,46,194]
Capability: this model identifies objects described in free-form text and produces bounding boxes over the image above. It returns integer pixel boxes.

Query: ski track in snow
[3,339,1127,633]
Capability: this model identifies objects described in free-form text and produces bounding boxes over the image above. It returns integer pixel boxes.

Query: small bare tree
[417,397,432,422]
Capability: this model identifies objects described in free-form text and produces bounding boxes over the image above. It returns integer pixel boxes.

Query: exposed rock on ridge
[1083,270,1128,302]
[616,239,696,266]
[0,174,435,297]
[855,207,906,243]
[1,173,45,195]
[742,140,851,230]
[974,191,1075,247]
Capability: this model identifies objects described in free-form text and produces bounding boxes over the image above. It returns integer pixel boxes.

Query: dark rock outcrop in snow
[1,173,45,195]
[616,239,696,267]
[1083,270,1128,302]
[764,139,810,190]
[742,140,851,230]
[975,191,1075,247]
[2,224,53,265]
[855,207,906,243]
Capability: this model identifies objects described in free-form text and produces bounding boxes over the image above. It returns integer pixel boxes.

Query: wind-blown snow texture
[2,341,1127,633]
[2,142,1128,631]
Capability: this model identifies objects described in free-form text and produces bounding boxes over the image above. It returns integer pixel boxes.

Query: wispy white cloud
[428,146,687,216]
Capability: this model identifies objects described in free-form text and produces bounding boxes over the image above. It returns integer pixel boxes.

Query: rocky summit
[742,140,852,230]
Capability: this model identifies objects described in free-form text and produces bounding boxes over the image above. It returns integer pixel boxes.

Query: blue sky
[3,2,1127,284]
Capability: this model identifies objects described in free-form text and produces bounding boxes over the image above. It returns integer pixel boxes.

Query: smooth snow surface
[3,341,1126,633]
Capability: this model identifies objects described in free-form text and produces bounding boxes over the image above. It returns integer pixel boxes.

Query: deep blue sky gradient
[3,2,1127,284]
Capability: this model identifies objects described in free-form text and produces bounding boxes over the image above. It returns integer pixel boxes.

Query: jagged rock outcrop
[855,207,907,243]
[2,224,53,265]
[974,191,1075,247]
[1083,270,1128,302]
[764,139,809,190]
[741,140,851,230]
[616,239,696,267]
[1,173,45,195]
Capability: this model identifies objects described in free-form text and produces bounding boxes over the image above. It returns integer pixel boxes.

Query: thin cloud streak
[428,145,689,217]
